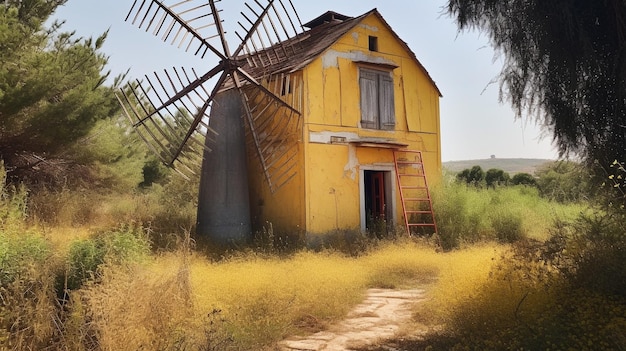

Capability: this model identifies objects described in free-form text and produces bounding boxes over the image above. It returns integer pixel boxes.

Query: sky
[52,0,558,162]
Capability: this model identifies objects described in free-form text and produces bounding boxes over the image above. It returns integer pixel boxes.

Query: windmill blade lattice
[233,0,304,68]
[125,0,224,58]
[116,65,221,176]
[239,73,302,191]
[117,0,305,190]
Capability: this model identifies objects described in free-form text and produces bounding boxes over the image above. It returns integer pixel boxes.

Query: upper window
[359,68,395,130]
[368,36,378,52]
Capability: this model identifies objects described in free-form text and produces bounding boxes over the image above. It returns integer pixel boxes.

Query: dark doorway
[364,170,390,232]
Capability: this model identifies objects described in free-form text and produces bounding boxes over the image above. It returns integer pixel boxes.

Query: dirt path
[278,289,426,351]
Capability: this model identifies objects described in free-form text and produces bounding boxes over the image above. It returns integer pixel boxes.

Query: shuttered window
[359,68,395,130]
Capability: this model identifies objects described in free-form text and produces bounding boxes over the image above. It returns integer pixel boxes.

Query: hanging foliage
[447,0,626,169]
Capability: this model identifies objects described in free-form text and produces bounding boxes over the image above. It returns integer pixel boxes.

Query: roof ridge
[237,8,441,97]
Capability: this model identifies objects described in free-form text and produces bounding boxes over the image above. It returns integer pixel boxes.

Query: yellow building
[245,9,442,236]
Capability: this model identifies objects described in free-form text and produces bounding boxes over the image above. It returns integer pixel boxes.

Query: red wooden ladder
[393,150,438,235]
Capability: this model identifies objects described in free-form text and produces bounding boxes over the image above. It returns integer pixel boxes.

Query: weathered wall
[249,12,442,235]
[301,13,442,234]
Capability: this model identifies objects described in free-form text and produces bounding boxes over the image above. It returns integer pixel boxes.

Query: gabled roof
[303,11,352,28]
[239,9,442,97]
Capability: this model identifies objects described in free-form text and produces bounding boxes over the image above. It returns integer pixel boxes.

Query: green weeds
[65,224,150,290]
[431,181,583,249]
[2,160,624,351]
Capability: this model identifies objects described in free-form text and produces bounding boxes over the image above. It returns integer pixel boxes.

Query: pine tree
[0,0,121,183]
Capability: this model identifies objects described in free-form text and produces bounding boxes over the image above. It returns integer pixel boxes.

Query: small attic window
[369,36,378,52]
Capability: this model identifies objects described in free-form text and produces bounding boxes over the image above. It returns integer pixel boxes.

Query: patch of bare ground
[277,288,428,351]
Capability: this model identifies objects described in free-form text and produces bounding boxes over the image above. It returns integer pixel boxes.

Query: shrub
[554,211,626,298]
[136,173,199,248]
[138,158,168,188]
[28,187,100,226]
[598,159,626,213]
[66,239,106,290]
[28,174,198,249]
[430,183,468,250]
[65,224,151,290]
[0,239,58,349]
[437,258,626,350]
[490,210,526,243]
[570,238,626,297]
[0,231,51,286]
[431,182,505,249]
[0,208,58,348]
[0,164,29,230]
[456,165,485,186]
[535,160,589,202]
[412,212,626,350]
[431,182,571,249]
[0,164,62,348]
[485,168,510,188]
[511,172,536,186]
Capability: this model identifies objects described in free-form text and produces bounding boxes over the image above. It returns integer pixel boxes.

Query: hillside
[443,158,553,175]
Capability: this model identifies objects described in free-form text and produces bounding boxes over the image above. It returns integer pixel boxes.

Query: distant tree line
[455,161,589,203]
[456,166,535,188]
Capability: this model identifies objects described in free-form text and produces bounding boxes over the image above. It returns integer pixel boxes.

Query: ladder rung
[394,149,437,235]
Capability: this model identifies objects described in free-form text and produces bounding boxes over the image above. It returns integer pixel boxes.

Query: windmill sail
[239,73,303,192]
[118,0,306,191]
[116,66,222,176]
[233,0,304,68]
[125,0,226,58]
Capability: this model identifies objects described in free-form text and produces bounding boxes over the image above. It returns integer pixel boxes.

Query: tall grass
[20,239,440,351]
[431,181,584,249]
[412,241,626,350]
[0,166,59,349]
[2,173,451,351]
[5,163,613,350]
[28,177,198,250]
[186,240,440,349]
[402,210,626,351]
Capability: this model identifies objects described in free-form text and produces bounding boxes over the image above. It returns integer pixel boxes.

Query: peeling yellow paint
[322,49,398,69]
[351,32,359,44]
[247,11,442,236]
[344,145,359,180]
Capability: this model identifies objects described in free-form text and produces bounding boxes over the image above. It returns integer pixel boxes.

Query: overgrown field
[2,165,625,350]
[431,181,586,248]
[0,212,495,350]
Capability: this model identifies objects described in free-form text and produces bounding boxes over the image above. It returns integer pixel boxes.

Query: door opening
[364,170,391,234]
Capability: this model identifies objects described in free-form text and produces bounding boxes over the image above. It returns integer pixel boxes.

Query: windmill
[116,0,305,245]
